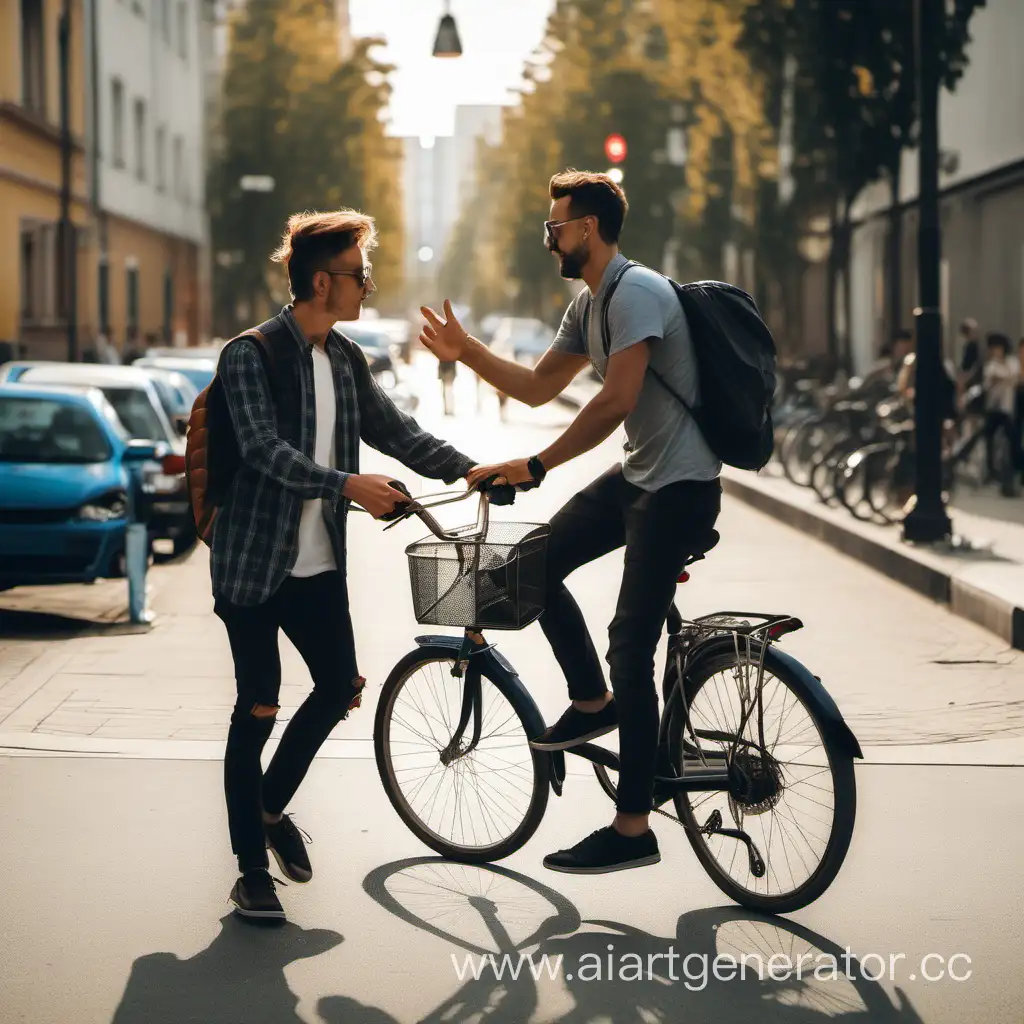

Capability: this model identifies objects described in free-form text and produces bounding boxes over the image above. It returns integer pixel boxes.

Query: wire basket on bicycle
[405,521,550,630]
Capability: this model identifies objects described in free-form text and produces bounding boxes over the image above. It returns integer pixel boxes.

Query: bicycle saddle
[684,529,720,567]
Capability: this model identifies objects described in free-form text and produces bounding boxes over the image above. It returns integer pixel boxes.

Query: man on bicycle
[419,170,722,873]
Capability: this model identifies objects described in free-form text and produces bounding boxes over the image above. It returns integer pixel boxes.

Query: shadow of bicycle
[350,857,925,1024]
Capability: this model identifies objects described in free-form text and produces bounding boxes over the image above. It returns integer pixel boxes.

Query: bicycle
[364,485,863,915]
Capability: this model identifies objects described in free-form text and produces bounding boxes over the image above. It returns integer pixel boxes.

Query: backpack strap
[218,326,281,407]
[597,260,697,416]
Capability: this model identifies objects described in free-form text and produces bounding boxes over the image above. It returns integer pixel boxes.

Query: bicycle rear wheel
[374,648,550,863]
[669,647,856,914]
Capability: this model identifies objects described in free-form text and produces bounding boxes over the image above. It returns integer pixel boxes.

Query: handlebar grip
[478,476,516,506]
[379,479,414,523]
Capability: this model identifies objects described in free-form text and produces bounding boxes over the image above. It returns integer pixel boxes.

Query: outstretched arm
[420,300,588,407]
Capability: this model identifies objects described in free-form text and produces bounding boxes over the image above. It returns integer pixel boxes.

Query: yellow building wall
[104,215,200,350]
[0,0,89,352]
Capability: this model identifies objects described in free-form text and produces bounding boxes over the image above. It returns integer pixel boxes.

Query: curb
[722,474,1024,650]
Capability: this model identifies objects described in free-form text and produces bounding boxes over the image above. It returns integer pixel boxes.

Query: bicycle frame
[381,486,861,837]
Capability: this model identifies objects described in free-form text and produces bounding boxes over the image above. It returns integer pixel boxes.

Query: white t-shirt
[983,355,1020,415]
[290,345,338,577]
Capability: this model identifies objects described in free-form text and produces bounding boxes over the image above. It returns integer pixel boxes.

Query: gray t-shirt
[553,253,721,490]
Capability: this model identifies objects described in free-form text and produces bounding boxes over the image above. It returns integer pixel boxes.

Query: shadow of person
[111,914,343,1024]
[361,858,925,1024]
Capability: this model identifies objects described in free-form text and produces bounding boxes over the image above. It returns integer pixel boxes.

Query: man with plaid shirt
[215,210,475,921]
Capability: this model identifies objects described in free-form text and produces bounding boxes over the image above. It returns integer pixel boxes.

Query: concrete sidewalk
[723,468,1024,649]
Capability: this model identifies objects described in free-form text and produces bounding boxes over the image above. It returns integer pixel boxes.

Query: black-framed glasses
[543,216,587,247]
[324,264,374,291]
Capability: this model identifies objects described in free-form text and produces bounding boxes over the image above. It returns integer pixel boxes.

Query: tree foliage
[208,0,403,335]
[442,0,987,361]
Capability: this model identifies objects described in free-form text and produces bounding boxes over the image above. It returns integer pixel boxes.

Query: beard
[555,242,589,280]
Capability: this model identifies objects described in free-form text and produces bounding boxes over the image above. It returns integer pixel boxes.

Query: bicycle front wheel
[670,647,856,914]
[374,648,550,863]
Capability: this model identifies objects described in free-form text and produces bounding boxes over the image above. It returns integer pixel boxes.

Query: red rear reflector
[677,571,690,584]
[162,453,187,476]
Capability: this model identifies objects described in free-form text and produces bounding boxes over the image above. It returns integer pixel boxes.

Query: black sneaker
[543,826,661,874]
[265,814,312,883]
[529,698,617,751]
[229,869,286,920]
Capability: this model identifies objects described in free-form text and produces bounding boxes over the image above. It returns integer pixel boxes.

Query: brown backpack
[185,329,275,546]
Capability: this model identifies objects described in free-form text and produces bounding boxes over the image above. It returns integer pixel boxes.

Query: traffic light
[604,133,627,164]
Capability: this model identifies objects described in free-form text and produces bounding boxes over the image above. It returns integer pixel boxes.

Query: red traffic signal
[604,133,627,164]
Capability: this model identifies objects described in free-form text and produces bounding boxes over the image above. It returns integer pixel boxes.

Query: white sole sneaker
[529,722,618,751]
[542,852,662,874]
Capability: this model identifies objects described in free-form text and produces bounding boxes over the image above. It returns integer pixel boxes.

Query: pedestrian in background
[981,332,1021,493]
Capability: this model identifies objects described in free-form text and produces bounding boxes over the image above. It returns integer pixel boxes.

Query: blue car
[0,384,159,590]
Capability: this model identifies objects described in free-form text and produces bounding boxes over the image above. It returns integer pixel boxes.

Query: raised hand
[419,300,470,363]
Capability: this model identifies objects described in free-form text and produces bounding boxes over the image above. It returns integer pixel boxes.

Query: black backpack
[601,261,777,471]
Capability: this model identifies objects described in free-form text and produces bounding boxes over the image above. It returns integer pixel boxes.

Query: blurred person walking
[981,333,1021,494]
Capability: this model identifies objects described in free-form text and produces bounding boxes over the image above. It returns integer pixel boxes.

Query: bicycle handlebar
[349,477,518,542]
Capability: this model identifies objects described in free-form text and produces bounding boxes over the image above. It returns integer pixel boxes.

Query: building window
[111,78,126,169]
[21,0,46,115]
[172,135,183,199]
[19,222,58,326]
[177,1,189,60]
[98,260,110,336]
[134,99,147,181]
[163,271,174,342]
[155,126,167,192]
[127,266,140,334]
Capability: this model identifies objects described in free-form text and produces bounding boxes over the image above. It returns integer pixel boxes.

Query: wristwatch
[527,455,547,484]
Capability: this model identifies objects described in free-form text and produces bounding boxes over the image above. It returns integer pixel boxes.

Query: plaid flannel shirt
[210,306,475,606]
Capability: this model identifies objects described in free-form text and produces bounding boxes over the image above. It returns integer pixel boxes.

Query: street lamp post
[238,175,275,328]
[57,0,78,362]
[902,0,952,543]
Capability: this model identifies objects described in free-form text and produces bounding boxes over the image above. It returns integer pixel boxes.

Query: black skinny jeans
[215,571,361,874]
[539,465,722,815]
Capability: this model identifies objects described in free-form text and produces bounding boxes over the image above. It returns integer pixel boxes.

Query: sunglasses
[324,264,374,291]
[543,216,588,248]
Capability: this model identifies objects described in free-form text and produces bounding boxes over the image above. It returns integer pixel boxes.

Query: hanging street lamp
[432,2,462,58]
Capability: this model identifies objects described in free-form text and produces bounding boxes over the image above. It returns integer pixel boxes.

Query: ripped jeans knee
[230,700,279,735]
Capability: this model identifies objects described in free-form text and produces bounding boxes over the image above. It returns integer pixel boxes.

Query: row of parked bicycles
[769,375,1018,525]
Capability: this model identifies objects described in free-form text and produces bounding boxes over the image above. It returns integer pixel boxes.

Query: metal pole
[58,0,78,362]
[902,0,952,543]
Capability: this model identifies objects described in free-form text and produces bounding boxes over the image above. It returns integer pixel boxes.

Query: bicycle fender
[413,635,565,795]
[686,637,863,760]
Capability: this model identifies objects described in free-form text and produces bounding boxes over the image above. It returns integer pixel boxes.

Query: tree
[741,0,986,368]
[208,0,402,335]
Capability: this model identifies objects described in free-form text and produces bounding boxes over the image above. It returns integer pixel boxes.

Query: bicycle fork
[439,630,488,765]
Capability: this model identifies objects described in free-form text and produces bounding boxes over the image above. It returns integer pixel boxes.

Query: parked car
[138,367,199,433]
[0,384,163,590]
[336,321,400,387]
[143,345,224,361]
[490,317,556,367]
[133,355,217,394]
[0,363,195,557]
